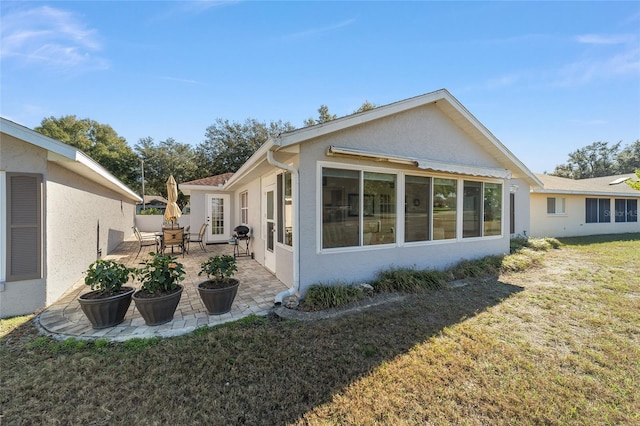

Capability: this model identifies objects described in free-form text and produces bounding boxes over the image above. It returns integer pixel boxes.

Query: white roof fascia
[222,138,275,189]
[532,188,640,197]
[439,92,542,188]
[327,145,512,179]
[179,184,227,196]
[1,117,142,202]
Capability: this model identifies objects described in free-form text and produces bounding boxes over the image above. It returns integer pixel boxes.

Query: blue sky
[2,1,639,173]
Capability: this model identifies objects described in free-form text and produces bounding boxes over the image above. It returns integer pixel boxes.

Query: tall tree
[35,115,139,188]
[616,140,640,173]
[304,105,337,127]
[551,141,622,179]
[194,118,294,177]
[135,137,199,207]
[626,170,640,190]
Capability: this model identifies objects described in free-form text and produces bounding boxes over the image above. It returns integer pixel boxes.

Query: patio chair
[182,225,191,253]
[133,226,159,258]
[188,223,208,252]
[160,228,186,257]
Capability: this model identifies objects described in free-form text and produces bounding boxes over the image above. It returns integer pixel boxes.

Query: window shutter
[7,173,42,281]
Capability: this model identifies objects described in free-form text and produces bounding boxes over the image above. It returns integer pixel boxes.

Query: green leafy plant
[136,252,185,296]
[84,259,134,296]
[199,255,237,281]
[139,207,163,215]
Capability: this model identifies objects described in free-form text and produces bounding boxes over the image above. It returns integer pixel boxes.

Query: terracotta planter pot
[133,285,183,326]
[197,279,239,315]
[78,287,134,329]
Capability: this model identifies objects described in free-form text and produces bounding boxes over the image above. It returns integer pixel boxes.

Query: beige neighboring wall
[45,163,136,307]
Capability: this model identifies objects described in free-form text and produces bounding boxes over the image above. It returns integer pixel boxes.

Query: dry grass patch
[1,234,638,424]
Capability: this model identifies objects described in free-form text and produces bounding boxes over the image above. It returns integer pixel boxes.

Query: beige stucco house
[181,89,542,303]
[0,117,142,318]
[530,173,639,238]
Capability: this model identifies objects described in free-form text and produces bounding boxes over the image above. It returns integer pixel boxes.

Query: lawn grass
[1,234,639,424]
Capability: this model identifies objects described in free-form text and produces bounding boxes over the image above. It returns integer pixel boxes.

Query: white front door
[206,194,230,243]
[263,183,276,272]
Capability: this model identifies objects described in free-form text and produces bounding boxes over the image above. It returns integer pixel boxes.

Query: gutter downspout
[267,150,300,304]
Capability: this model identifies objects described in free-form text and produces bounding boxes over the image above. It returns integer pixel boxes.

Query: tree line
[34,103,376,206]
[34,105,639,206]
[549,140,640,179]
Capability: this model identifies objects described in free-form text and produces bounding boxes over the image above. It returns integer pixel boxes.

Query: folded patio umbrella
[164,174,182,224]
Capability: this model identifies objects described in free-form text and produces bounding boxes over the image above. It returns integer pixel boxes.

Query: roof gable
[230,89,541,188]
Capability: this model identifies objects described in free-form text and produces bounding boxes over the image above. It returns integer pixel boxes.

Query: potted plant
[133,252,186,326]
[78,259,135,329]
[197,254,240,315]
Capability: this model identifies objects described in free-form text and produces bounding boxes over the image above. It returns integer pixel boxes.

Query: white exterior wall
[530,193,640,238]
[296,103,512,296]
[510,178,532,237]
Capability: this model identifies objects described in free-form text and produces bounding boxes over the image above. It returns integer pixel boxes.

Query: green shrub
[139,207,163,215]
[373,267,446,293]
[303,283,368,311]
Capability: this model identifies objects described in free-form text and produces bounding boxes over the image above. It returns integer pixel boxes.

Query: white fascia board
[223,139,275,189]
[532,188,640,197]
[75,151,142,202]
[438,94,542,188]
[179,184,226,196]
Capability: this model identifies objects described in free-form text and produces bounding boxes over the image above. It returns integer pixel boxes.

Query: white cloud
[556,47,640,86]
[576,34,634,45]
[0,5,108,72]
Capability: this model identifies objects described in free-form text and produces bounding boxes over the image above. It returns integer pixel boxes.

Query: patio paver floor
[36,237,288,341]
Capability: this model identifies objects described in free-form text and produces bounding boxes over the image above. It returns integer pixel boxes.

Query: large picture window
[463,181,482,238]
[363,172,396,245]
[321,166,503,250]
[484,182,502,236]
[322,169,360,248]
[463,181,502,238]
[433,178,457,240]
[586,198,611,223]
[614,199,638,223]
[405,175,431,242]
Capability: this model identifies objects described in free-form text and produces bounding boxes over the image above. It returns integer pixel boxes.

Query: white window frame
[240,191,248,225]
[317,161,505,254]
[547,197,566,215]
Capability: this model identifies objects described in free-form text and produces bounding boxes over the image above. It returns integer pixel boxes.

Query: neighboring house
[0,117,142,318]
[136,195,169,214]
[530,173,640,238]
[181,89,542,303]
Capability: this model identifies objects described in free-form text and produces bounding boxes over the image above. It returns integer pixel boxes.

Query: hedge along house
[181,89,542,303]
[530,173,639,238]
[0,117,142,318]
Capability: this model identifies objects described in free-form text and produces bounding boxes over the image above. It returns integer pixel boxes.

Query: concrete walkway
[36,238,288,342]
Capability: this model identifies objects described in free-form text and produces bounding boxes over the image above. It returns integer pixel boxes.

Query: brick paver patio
[36,236,288,341]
